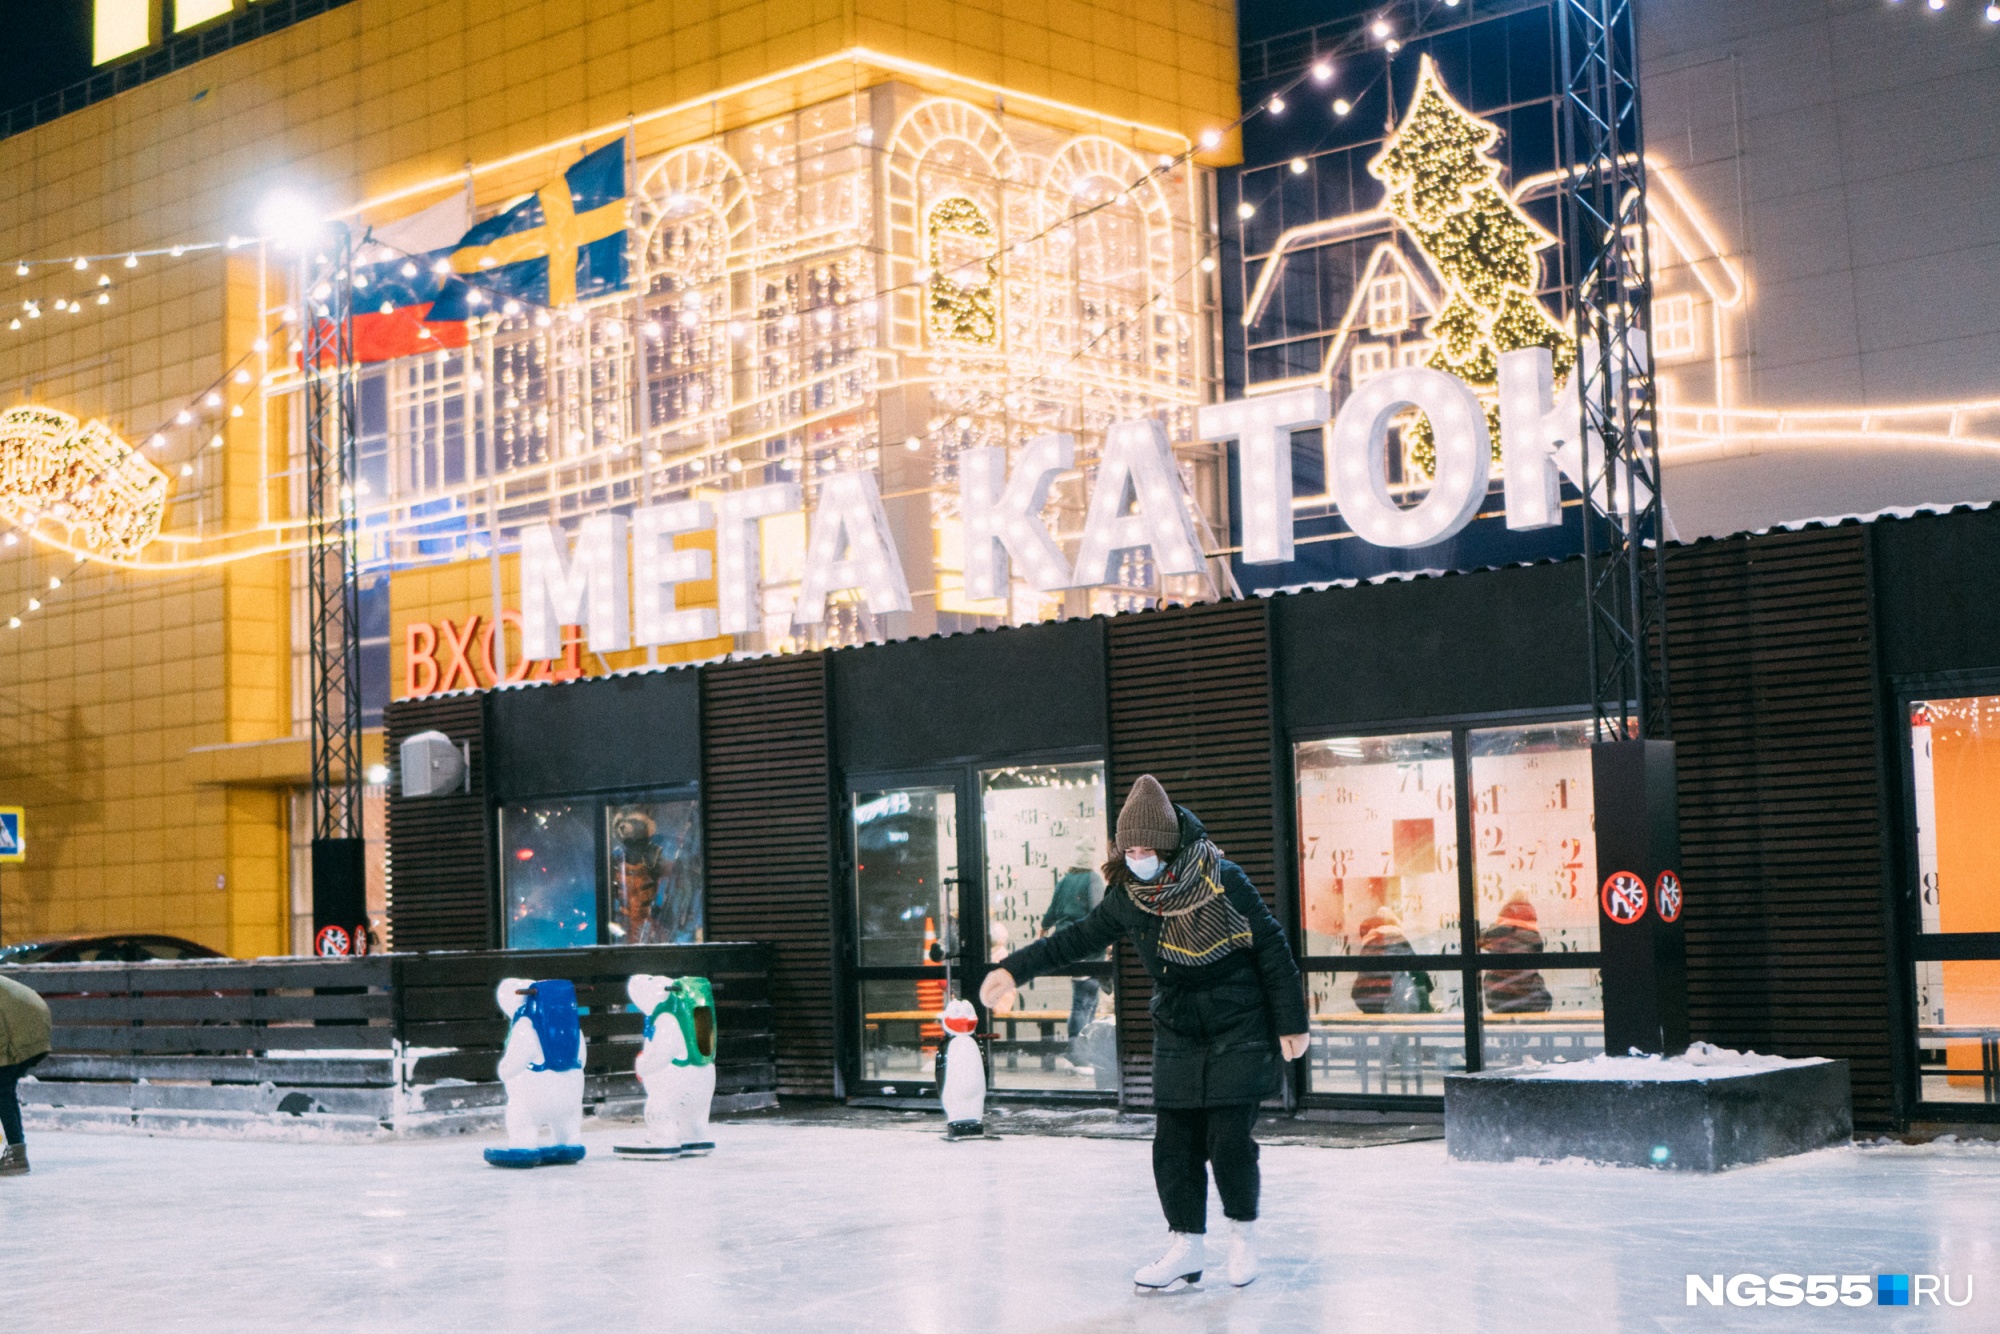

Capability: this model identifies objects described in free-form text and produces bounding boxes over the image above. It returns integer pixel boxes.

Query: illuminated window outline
[1365,276,1409,335]
[1654,292,1699,361]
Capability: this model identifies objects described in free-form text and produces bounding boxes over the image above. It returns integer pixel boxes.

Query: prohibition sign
[1601,871,1648,925]
[1655,871,1683,923]
[314,924,352,957]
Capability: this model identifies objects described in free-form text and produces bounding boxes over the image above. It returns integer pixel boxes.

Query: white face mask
[1125,852,1162,882]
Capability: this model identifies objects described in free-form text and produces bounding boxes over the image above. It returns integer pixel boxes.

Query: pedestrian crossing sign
[0,807,23,862]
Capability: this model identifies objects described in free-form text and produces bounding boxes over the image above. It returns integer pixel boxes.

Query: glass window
[1468,721,1599,954]
[501,801,599,949]
[1914,962,2000,1106]
[852,786,958,969]
[981,762,1116,1092]
[1295,733,1459,956]
[606,794,704,944]
[1305,969,1465,1096]
[1911,696,2000,934]
[858,979,938,1091]
[1479,967,1604,1070]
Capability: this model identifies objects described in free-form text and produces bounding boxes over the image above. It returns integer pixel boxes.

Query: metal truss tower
[1557,0,1672,741]
[302,230,363,846]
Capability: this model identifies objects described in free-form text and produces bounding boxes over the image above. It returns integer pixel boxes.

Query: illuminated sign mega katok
[520,343,1630,659]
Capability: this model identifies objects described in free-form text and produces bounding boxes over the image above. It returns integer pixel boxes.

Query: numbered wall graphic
[1295,733,1460,956]
[1468,723,1599,954]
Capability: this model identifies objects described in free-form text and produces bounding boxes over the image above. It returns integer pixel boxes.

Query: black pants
[1152,1104,1260,1233]
[0,1056,39,1147]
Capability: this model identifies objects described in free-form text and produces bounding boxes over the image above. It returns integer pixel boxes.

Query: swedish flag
[450,138,628,307]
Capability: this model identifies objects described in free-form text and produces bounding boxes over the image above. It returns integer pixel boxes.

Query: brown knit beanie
[1116,775,1180,853]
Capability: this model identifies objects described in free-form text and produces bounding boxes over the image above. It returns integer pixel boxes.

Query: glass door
[848,779,967,1098]
[979,762,1115,1094]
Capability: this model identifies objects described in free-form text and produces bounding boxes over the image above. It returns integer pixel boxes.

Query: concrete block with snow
[1443,1043,1853,1171]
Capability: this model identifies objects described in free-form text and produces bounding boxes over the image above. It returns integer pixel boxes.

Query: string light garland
[0,4,1408,572]
[0,407,168,556]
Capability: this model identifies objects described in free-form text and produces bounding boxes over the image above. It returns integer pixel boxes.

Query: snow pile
[1500,1041,1829,1082]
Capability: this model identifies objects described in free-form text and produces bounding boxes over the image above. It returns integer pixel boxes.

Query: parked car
[0,934,227,964]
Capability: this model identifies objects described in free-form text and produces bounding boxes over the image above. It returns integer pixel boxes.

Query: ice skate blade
[483,1147,543,1168]
[1230,1274,1257,1289]
[612,1145,682,1158]
[1133,1273,1202,1294]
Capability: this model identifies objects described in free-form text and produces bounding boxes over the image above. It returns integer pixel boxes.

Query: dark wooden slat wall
[1666,527,1897,1127]
[384,694,494,951]
[1105,599,1280,1108]
[701,654,840,1097]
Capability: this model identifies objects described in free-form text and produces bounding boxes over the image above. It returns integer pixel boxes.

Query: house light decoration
[1367,55,1575,476]
[925,195,1000,347]
[0,405,169,558]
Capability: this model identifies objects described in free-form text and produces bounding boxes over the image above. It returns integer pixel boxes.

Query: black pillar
[1593,740,1688,1056]
[310,837,368,956]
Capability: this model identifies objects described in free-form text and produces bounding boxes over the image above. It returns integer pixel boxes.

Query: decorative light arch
[884,98,1020,353]
[1038,135,1183,397]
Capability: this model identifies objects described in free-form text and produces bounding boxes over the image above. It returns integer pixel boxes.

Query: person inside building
[1478,894,1553,1014]
[0,972,52,1176]
[1350,908,1434,1015]
[1040,851,1106,1069]
[981,775,1310,1292]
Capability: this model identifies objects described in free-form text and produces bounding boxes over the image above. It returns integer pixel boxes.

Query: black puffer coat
[997,807,1309,1109]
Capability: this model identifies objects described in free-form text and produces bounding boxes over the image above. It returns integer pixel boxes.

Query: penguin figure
[484,978,588,1168]
[937,998,986,1140]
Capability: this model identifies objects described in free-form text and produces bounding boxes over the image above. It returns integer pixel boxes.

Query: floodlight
[254,190,326,250]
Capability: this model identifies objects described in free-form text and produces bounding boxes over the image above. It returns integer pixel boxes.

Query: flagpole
[627,124,658,668]
[472,165,507,684]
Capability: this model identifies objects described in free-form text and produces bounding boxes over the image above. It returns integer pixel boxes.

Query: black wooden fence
[1,943,773,1135]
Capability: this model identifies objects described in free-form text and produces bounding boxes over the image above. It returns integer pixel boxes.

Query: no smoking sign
[1601,871,1649,925]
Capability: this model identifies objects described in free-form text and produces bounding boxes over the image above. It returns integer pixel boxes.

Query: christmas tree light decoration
[0,406,169,558]
[924,196,999,346]
[1368,55,1575,475]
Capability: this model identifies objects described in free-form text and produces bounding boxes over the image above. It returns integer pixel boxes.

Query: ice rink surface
[4,1118,1998,1333]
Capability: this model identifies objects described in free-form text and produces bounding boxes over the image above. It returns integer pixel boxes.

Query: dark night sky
[0,2,103,114]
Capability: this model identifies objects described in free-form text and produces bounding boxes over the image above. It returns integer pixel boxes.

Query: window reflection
[500,801,598,949]
[852,787,957,969]
[981,763,1115,1092]
[1306,969,1466,1095]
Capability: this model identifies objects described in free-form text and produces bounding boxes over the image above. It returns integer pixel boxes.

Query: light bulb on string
[1267,96,1286,115]
[1333,98,1353,116]
[175,410,192,425]
[73,257,88,271]
[124,254,138,268]
[233,368,251,384]
[1371,18,1391,38]
[204,392,221,408]
[11,262,23,276]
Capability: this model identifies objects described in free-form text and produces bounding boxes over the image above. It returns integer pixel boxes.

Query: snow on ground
[5,1118,1999,1333]
[1501,1041,1828,1081]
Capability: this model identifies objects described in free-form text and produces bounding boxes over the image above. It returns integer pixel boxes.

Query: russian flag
[348,252,471,362]
[312,195,473,365]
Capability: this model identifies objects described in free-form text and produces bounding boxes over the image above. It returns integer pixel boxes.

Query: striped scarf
[1124,838,1253,967]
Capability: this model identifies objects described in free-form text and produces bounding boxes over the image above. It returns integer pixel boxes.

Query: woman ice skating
[0,972,53,1176]
[981,775,1310,1292]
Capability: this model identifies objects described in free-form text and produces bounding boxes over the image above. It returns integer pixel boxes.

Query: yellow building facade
[0,0,1240,956]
